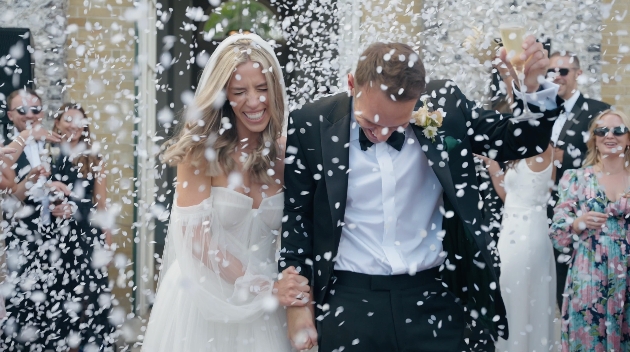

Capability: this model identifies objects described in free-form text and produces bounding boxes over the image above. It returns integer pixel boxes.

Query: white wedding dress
[495,159,558,352]
[141,187,291,352]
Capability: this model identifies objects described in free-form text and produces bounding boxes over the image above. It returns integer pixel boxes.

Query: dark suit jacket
[280,79,561,340]
[548,94,609,216]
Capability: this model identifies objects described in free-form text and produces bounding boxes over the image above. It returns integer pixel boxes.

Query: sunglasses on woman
[11,106,43,115]
[546,68,578,78]
[593,126,628,137]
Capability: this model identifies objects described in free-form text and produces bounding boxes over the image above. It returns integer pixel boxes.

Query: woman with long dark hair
[50,103,116,351]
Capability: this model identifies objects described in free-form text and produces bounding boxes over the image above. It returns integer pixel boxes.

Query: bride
[141,33,310,351]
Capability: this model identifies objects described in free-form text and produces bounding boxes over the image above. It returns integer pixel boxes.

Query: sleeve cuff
[512,80,559,111]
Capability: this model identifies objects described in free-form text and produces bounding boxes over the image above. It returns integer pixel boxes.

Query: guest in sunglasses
[550,109,630,352]
[0,88,76,350]
[546,51,611,310]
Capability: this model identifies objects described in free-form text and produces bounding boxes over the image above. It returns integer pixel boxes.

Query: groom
[280,37,560,351]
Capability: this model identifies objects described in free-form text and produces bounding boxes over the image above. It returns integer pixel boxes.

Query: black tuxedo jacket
[554,94,609,183]
[280,79,560,339]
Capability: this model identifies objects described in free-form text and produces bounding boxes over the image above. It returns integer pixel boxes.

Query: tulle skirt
[141,261,292,352]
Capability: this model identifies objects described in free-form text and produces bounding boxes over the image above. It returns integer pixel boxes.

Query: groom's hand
[499,34,549,93]
[287,305,317,350]
[274,267,311,306]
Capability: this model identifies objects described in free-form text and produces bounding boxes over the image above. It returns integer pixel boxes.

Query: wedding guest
[551,109,630,351]
[50,103,117,350]
[547,51,610,310]
[0,146,17,322]
[478,145,560,352]
[0,88,74,351]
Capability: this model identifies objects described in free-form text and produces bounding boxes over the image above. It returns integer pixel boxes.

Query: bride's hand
[273,266,310,307]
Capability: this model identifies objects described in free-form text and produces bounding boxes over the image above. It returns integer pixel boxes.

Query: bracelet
[15,135,26,147]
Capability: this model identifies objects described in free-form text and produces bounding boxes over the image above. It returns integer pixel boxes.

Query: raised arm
[0,126,60,171]
[456,83,559,162]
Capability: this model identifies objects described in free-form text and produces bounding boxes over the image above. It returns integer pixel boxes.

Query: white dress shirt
[334,113,445,275]
[13,128,44,168]
[14,128,50,224]
[550,90,581,145]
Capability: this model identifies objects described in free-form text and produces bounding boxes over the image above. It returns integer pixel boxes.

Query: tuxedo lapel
[557,94,585,144]
[320,94,352,237]
[411,124,459,212]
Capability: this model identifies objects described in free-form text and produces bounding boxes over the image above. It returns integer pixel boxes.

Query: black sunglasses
[546,68,577,77]
[593,126,628,137]
[11,106,43,115]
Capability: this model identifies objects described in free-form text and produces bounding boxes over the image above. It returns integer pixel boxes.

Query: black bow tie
[359,128,405,151]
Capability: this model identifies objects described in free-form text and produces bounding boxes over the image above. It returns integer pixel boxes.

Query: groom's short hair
[354,42,426,101]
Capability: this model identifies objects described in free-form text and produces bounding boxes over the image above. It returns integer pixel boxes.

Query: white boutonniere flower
[411,99,444,142]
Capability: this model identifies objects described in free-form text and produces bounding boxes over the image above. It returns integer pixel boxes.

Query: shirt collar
[563,89,581,114]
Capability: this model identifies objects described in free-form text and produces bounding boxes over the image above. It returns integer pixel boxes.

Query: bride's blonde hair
[584,109,630,167]
[162,38,285,184]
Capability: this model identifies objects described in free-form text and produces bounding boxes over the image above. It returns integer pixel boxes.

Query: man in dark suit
[547,51,610,309]
[0,88,70,350]
[280,37,561,352]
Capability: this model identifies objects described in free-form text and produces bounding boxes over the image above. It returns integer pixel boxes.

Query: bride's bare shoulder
[175,157,213,207]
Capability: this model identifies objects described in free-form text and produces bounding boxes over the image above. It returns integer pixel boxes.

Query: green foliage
[204,0,281,40]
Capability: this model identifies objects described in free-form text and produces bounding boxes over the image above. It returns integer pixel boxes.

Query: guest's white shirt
[13,128,50,224]
[551,90,581,145]
[334,112,445,275]
[13,128,44,168]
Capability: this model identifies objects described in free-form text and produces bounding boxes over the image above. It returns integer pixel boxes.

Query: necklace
[598,164,630,199]
[599,163,627,176]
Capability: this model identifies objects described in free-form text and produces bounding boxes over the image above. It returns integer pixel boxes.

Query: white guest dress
[495,160,558,352]
[142,187,291,352]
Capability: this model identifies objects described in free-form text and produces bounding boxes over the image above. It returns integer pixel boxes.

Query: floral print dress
[550,166,630,352]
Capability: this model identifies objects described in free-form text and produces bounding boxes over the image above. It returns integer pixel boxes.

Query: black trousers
[317,268,468,352]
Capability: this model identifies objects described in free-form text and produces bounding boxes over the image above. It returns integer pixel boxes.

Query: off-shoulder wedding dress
[141,187,291,352]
